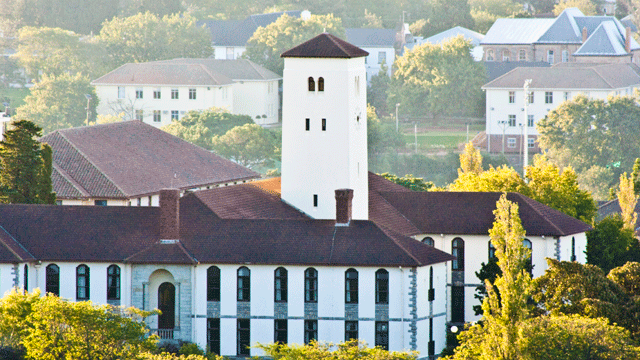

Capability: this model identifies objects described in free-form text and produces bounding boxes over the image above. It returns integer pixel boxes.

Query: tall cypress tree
[0,120,56,204]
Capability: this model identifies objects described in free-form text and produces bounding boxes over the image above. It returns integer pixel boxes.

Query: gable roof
[345,28,397,47]
[376,191,591,236]
[151,58,281,81]
[574,21,633,56]
[536,8,582,43]
[482,63,640,90]
[199,11,303,47]
[40,121,259,199]
[597,199,640,230]
[281,33,369,58]
[91,63,234,86]
[481,18,555,45]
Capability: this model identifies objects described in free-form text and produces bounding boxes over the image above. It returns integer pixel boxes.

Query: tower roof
[281,33,369,58]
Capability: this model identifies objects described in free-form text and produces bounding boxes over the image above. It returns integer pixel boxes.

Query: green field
[0,88,30,110]
[402,129,482,150]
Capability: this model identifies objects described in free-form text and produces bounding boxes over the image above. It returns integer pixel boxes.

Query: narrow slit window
[313,194,318,207]
[321,118,326,131]
[308,77,315,91]
[305,118,310,131]
[318,77,324,91]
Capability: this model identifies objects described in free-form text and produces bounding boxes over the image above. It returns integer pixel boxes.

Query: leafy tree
[379,173,435,191]
[142,354,220,360]
[211,123,280,169]
[618,172,638,231]
[449,164,526,193]
[447,194,533,359]
[15,73,97,134]
[388,36,485,124]
[517,315,640,360]
[367,105,405,156]
[257,339,418,359]
[244,14,345,75]
[161,108,253,150]
[459,142,482,175]
[421,0,476,37]
[632,158,640,195]
[98,12,211,69]
[608,261,640,296]
[537,94,640,194]
[587,215,640,273]
[120,0,183,17]
[553,0,597,15]
[0,289,41,348]
[14,27,83,81]
[367,63,391,115]
[0,120,56,204]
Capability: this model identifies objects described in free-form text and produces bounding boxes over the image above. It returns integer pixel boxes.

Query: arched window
[422,237,434,247]
[76,264,90,300]
[274,267,288,302]
[375,269,389,304]
[237,267,250,302]
[488,241,496,259]
[452,238,464,270]
[345,268,358,304]
[318,77,324,92]
[107,265,120,300]
[23,264,28,291]
[305,268,317,303]
[207,266,221,301]
[158,282,176,330]
[308,77,315,91]
[523,239,533,269]
[487,49,494,61]
[46,264,59,296]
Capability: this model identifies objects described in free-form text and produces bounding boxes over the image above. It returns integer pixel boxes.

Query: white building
[483,62,640,154]
[345,28,399,83]
[91,59,281,127]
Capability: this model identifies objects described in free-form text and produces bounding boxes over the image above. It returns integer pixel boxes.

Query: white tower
[280,33,369,220]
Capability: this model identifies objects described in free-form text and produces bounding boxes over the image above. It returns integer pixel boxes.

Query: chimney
[626,27,631,53]
[159,189,180,240]
[582,27,588,43]
[335,189,354,226]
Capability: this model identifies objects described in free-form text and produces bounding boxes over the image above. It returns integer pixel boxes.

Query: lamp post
[523,79,532,177]
[497,120,507,155]
[395,103,400,132]
[84,94,92,126]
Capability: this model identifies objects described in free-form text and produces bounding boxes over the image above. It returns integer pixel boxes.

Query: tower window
[321,118,326,131]
[308,77,315,91]
[313,194,318,207]
[318,77,324,92]
[305,118,310,131]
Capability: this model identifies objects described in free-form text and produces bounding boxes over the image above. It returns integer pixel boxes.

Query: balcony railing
[151,328,178,340]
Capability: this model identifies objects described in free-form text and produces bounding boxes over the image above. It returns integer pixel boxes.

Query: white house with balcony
[92,58,281,127]
[483,62,640,154]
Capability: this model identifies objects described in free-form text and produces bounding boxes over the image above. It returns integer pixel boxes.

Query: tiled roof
[597,199,640,229]
[484,61,550,83]
[482,63,640,90]
[151,58,281,81]
[377,191,591,236]
[0,226,35,262]
[345,28,397,47]
[126,240,198,264]
[91,63,234,86]
[40,121,260,199]
[481,18,555,45]
[281,33,369,58]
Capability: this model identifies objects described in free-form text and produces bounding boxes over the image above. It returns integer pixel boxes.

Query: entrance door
[158,282,175,329]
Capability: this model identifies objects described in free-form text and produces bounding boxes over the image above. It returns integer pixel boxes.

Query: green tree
[537,94,640,194]
[618,172,638,231]
[0,289,41,348]
[553,0,597,15]
[388,35,485,123]
[13,27,82,81]
[161,108,253,150]
[459,142,483,175]
[421,0,476,37]
[632,158,640,195]
[367,105,405,156]
[15,73,97,133]
[98,12,211,69]
[244,14,345,75]
[367,63,391,115]
[587,215,640,273]
[0,120,56,204]
[211,123,280,169]
[257,339,417,359]
[379,173,435,191]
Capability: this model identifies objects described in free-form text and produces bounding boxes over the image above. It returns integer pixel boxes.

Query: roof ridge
[377,225,422,266]
[591,65,615,88]
[327,33,351,55]
[52,162,91,197]
[197,63,228,85]
[0,225,36,262]
[175,240,198,263]
[56,131,127,197]
[514,193,565,235]
[374,190,422,234]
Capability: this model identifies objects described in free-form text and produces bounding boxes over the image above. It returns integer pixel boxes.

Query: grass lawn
[402,128,483,150]
[0,88,30,110]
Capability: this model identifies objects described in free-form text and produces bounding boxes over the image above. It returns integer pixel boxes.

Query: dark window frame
[171,88,179,99]
[452,238,464,270]
[189,88,196,100]
[76,264,90,300]
[422,237,434,247]
[375,269,388,304]
[237,319,250,356]
[207,266,221,301]
[46,264,60,296]
[318,77,324,91]
[274,319,287,344]
[375,321,389,350]
[305,268,318,303]
[345,268,358,304]
[308,77,315,91]
[207,318,220,355]
[345,321,358,341]
[107,264,120,300]
[274,267,288,303]
[237,266,250,302]
[304,319,317,344]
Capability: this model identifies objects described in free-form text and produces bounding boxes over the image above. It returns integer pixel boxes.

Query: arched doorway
[158,282,175,330]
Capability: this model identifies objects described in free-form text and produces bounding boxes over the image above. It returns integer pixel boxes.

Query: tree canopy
[378,173,435,191]
[211,123,280,170]
[244,14,345,75]
[388,35,485,123]
[0,120,55,204]
[587,215,640,273]
[15,73,97,134]
[257,339,417,359]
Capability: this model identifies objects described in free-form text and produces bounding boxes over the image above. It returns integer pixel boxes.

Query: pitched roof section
[345,28,397,47]
[40,121,259,199]
[482,63,640,90]
[152,58,281,81]
[126,240,198,264]
[423,26,485,46]
[536,8,582,43]
[281,33,369,58]
[481,18,555,45]
[91,63,234,86]
[484,61,550,83]
[574,21,632,56]
[377,192,591,236]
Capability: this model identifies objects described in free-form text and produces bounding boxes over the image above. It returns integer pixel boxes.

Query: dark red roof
[126,241,198,264]
[281,33,369,58]
[377,191,592,236]
[40,121,259,199]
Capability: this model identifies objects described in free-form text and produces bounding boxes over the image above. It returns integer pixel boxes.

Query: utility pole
[523,79,532,177]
